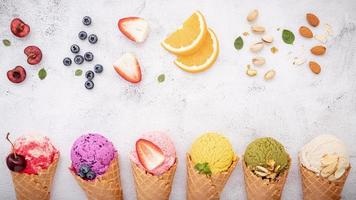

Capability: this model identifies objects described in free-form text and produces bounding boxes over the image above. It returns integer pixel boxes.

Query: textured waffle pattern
[186,154,238,200]
[242,157,290,200]
[131,159,177,200]
[71,155,123,200]
[10,154,59,200]
[300,164,351,200]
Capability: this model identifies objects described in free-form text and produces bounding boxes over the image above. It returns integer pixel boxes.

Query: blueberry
[74,55,84,64]
[79,164,91,174]
[78,171,86,179]
[78,31,87,40]
[70,44,80,54]
[84,52,94,61]
[85,70,95,80]
[63,57,72,66]
[85,80,94,89]
[94,64,103,73]
[82,16,92,26]
[88,34,98,44]
[86,170,96,180]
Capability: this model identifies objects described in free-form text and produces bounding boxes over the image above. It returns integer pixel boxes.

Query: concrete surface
[0,0,356,199]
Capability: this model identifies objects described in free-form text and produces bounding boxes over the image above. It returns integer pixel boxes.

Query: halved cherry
[24,46,42,65]
[7,66,26,84]
[136,139,165,172]
[10,18,30,38]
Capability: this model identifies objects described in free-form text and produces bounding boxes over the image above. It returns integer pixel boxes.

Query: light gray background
[1,0,356,199]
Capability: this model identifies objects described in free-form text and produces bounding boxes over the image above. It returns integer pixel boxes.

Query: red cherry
[24,46,42,65]
[10,18,30,38]
[7,66,26,84]
[5,133,27,172]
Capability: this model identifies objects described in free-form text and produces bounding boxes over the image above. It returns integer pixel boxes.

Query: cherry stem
[6,133,17,159]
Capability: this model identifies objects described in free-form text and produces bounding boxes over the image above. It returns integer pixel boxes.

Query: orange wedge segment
[161,11,207,55]
[174,28,219,73]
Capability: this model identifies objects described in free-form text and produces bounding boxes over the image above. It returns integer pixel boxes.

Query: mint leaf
[3,39,11,46]
[282,29,295,44]
[194,162,212,176]
[157,74,165,83]
[234,36,243,50]
[75,69,83,76]
[38,68,47,80]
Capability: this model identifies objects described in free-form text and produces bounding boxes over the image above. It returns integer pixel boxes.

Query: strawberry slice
[136,139,165,172]
[113,53,142,83]
[118,17,149,43]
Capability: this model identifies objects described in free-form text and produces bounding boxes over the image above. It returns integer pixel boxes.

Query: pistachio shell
[250,42,264,52]
[247,9,259,22]
[252,57,266,66]
[262,35,273,43]
[251,25,265,33]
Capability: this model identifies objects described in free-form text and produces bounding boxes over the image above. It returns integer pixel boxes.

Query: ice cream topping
[13,134,58,174]
[190,132,236,174]
[130,132,176,176]
[71,133,116,176]
[299,134,349,181]
[244,137,289,180]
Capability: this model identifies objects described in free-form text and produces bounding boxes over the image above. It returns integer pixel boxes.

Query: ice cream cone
[299,162,351,200]
[186,154,238,200]
[10,154,59,200]
[242,157,290,200]
[131,159,177,200]
[71,154,123,200]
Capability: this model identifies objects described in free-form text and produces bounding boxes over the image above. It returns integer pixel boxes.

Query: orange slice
[161,11,207,55]
[174,28,219,73]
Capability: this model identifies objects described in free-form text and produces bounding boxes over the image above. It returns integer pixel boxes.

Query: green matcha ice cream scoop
[244,137,289,173]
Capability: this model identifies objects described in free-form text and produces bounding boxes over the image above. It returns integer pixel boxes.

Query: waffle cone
[10,153,59,200]
[130,159,177,200]
[242,156,290,200]
[186,153,238,200]
[299,162,351,200]
[71,154,123,200]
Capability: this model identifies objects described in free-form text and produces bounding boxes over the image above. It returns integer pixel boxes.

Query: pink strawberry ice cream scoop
[130,132,176,175]
[13,134,59,174]
[71,133,116,175]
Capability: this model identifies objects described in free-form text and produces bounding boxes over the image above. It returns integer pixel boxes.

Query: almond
[309,61,321,74]
[299,26,313,38]
[247,9,259,22]
[306,13,320,27]
[311,45,326,55]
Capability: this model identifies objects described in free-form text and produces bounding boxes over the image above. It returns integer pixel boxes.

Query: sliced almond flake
[314,34,328,44]
[325,24,334,36]
[293,56,306,66]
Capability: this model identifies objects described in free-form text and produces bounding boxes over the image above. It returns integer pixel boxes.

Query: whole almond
[299,26,313,38]
[309,61,321,74]
[247,9,258,22]
[250,42,264,52]
[306,13,320,27]
[251,25,265,33]
[311,45,326,55]
[252,56,266,66]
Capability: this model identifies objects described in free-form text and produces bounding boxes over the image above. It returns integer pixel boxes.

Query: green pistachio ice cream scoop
[244,137,289,173]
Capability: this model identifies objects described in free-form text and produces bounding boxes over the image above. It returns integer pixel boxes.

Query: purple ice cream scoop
[71,133,116,175]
